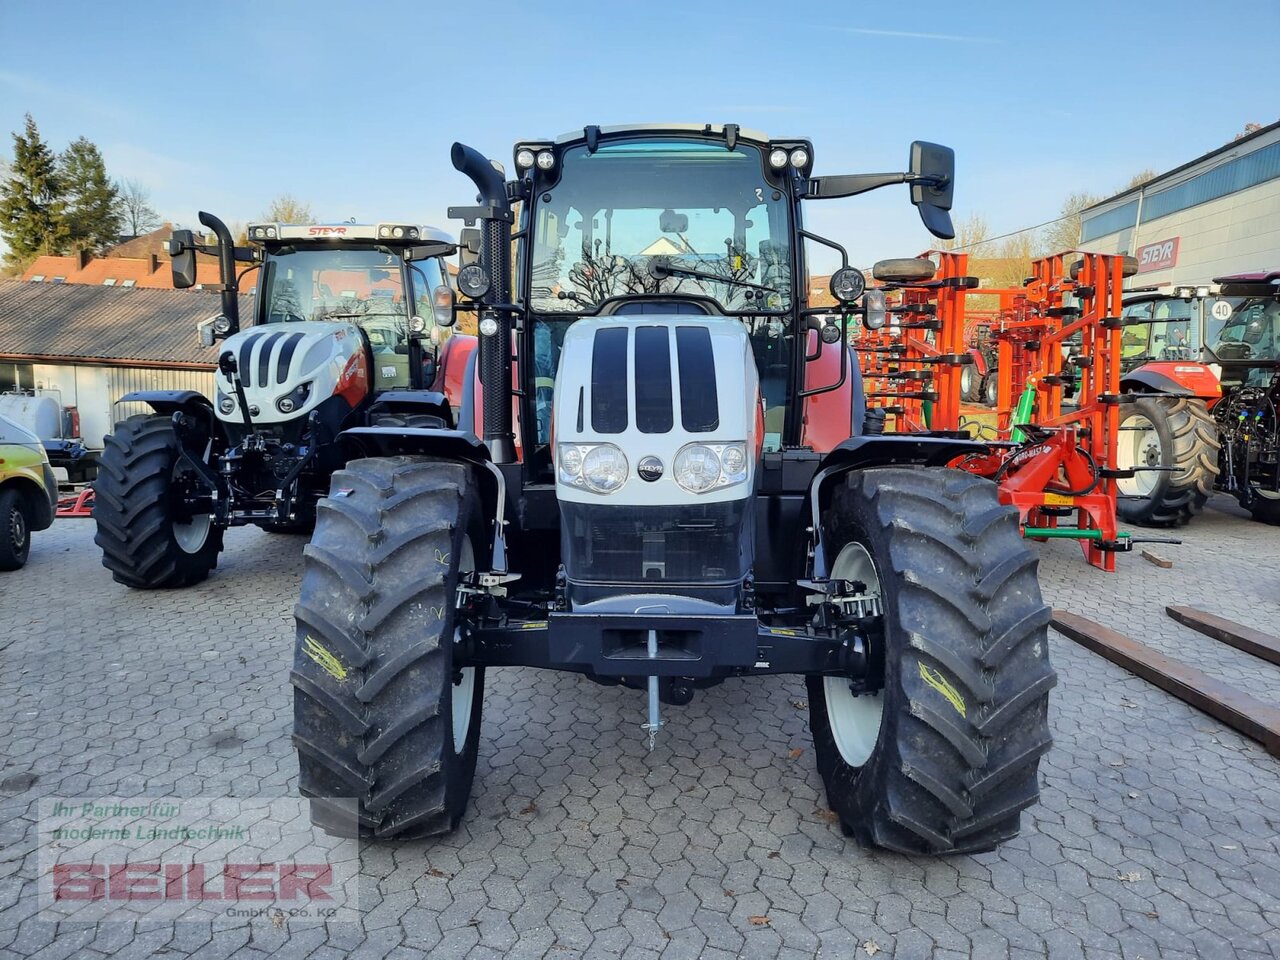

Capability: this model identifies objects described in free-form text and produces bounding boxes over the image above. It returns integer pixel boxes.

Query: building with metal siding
[0,280,249,450]
[1079,121,1280,288]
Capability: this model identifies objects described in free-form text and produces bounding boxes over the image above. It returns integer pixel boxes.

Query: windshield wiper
[649,259,776,293]
[317,311,403,320]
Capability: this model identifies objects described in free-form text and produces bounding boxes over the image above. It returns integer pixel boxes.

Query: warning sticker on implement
[302,635,349,681]
[1043,492,1074,506]
[918,663,967,718]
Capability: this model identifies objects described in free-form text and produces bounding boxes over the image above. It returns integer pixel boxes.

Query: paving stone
[2,500,1278,958]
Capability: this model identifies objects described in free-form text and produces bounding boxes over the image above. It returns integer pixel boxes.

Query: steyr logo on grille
[637,456,664,482]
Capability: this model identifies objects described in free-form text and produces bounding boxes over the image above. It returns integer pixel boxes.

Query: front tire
[0,488,31,571]
[291,456,484,839]
[1115,396,1219,527]
[92,414,223,588]
[806,467,1055,854]
[1249,491,1280,525]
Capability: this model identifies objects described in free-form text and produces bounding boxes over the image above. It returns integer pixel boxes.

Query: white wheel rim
[1116,413,1161,498]
[452,535,477,754]
[172,512,211,553]
[960,367,973,395]
[170,462,211,554]
[824,542,885,769]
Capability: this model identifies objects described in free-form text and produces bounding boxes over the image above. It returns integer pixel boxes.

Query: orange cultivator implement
[858,249,1176,571]
[853,251,979,432]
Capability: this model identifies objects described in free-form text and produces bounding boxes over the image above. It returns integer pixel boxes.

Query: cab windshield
[529,139,793,314]
[1214,297,1280,359]
[260,247,410,349]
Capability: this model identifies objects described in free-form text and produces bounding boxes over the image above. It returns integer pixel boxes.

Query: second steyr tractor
[93,215,466,588]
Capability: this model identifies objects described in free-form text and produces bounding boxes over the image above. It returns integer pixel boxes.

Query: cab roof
[244,222,454,245]
[552,123,772,146]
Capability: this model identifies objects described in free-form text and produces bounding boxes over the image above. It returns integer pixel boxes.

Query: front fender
[118,390,213,417]
[1121,364,1221,400]
[805,434,989,578]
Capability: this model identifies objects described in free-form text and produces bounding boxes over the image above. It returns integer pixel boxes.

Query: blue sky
[2,0,1277,269]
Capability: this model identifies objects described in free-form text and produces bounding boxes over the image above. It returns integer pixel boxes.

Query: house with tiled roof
[18,225,257,291]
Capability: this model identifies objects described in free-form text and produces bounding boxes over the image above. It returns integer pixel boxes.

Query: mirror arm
[804,172,907,200]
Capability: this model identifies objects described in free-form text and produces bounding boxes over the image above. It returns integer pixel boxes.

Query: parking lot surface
[1,496,1278,959]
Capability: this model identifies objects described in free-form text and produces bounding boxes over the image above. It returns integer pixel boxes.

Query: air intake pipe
[198,211,241,332]
[452,142,515,463]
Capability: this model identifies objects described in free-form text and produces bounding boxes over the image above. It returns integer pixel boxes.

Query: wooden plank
[1165,605,1280,668]
[1050,610,1280,758]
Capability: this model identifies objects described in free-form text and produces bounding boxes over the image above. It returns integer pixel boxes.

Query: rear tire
[959,364,979,403]
[92,414,223,588]
[292,456,484,839]
[806,467,1055,854]
[0,488,31,571]
[1116,396,1219,527]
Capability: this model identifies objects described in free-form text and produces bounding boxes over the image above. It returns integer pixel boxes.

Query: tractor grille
[235,330,307,389]
[560,500,750,587]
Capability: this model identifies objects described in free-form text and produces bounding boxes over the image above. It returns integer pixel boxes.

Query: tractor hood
[215,321,369,425]
[552,315,760,506]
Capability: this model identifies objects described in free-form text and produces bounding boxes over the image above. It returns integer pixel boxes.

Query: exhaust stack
[451,143,516,463]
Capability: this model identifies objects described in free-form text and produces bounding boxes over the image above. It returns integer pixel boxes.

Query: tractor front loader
[93,215,465,588]
[291,125,1056,855]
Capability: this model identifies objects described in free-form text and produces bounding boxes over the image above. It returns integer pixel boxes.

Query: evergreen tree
[62,137,121,252]
[0,114,68,265]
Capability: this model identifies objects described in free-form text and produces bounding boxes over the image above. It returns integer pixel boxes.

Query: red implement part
[56,487,95,518]
[854,251,974,432]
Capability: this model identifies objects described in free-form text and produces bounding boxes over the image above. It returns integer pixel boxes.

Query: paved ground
[1,495,1278,959]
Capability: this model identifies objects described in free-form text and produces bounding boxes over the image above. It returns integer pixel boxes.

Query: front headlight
[558,442,627,494]
[674,442,749,494]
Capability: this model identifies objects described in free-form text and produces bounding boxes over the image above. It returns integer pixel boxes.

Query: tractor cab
[1210,271,1280,387]
[238,222,456,391]
[1119,291,1205,370]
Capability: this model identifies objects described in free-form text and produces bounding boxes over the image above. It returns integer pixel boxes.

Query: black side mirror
[459,228,482,268]
[908,141,955,240]
[169,229,198,289]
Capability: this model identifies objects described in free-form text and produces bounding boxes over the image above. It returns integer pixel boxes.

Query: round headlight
[457,263,491,299]
[720,444,747,477]
[408,315,427,334]
[516,148,536,170]
[212,315,233,335]
[277,396,296,414]
[558,444,584,478]
[768,148,789,169]
[479,316,498,337]
[252,227,264,239]
[407,227,419,239]
[218,396,235,415]
[674,444,721,493]
[582,445,628,493]
[789,148,809,169]
[830,265,866,303]
[266,227,277,238]
[535,150,555,171]
[379,226,391,237]
[392,226,405,238]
